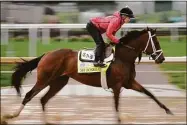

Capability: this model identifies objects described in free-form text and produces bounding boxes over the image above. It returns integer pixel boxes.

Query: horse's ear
[146,27,149,31]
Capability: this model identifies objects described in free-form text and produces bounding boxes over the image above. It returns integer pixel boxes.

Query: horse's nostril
[163,58,165,61]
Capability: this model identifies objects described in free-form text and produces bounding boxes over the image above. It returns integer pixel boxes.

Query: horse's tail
[11,54,45,96]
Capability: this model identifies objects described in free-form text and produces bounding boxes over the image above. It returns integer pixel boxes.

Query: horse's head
[141,27,165,64]
[118,27,165,64]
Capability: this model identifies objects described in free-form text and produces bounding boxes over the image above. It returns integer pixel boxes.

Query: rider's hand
[110,42,116,46]
[119,38,123,44]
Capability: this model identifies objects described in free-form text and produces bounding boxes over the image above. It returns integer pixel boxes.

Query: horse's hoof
[3,114,16,119]
[166,109,174,115]
[1,116,8,125]
[3,114,13,119]
[1,120,8,125]
[118,118,121,124]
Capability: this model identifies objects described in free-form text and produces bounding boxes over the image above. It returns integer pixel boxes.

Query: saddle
[79,44,114,63]
[77,44,115,73]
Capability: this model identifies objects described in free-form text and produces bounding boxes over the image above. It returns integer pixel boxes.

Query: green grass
[1,74,12,87]
[1,40,95,57]
[1,40,29,57]
[159,63,186,90]
[0,64,16,87]
[1,64,16,71]
[37,41,95,56]
[1,36,186,57]
[158,36,186,56]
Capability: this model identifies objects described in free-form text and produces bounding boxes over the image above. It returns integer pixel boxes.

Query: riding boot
[93,60,106,68]
[94,44,106,68]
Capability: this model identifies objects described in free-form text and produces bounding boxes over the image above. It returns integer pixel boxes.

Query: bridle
[143,31,163,61]
[123,31,163,61]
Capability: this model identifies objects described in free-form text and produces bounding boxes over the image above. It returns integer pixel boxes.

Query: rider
[86,6,135,67]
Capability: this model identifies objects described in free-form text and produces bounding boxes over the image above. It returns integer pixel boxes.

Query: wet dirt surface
[1,95,186,124]
[1,63,186,124]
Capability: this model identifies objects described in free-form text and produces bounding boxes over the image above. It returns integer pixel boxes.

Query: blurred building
[1,1,186,23]
[1,2,44,23]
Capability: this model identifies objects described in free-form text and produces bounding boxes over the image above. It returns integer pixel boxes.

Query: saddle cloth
[77,46,115,89]
[78,47,115,73]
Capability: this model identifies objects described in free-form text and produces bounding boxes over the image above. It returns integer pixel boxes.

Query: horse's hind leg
[40,75,69,123]
[127,79,173,115]
[3,82,47,120]
[112,83,123,124]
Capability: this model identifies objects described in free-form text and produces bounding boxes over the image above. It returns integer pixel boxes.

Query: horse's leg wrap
[2,104,24,120]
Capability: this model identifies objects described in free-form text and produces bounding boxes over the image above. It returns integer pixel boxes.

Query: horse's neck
[115,39,142,64]
[125,34,147,58]
[129,37,143,52]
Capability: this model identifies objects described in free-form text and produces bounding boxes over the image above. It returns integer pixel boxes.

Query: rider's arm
[106,19,120,44]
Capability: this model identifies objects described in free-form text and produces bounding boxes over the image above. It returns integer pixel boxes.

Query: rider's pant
[86,21,105,62]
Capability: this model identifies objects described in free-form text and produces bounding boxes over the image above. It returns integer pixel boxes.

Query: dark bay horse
[2,27,173,124]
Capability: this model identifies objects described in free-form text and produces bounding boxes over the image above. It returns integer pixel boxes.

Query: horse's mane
[118,28,154,64]
[119,29,147,44]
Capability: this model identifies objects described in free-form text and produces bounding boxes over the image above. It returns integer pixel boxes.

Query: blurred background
[1,1,186,57]
[1,1,186,24]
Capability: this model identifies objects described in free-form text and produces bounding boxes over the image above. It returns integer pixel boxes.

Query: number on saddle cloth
[79,45,114,63]
[79,49,96,62]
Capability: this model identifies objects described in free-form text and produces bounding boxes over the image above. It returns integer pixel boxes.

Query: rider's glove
[110,42,116,46]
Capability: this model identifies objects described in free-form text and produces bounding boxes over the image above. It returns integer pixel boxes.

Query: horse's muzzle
[155,57,165,64]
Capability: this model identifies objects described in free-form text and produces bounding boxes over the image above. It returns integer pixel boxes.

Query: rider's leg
[95,40,105,62]
[86,22,106,67]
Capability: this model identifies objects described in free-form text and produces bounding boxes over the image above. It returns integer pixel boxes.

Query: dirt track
[1,95,186,124]
[1,64,186,124]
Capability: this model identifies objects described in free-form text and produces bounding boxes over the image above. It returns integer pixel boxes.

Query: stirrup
[93,61,106,68]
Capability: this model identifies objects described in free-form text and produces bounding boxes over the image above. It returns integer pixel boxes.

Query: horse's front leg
[127,79,174,115]
[112,83,123,124]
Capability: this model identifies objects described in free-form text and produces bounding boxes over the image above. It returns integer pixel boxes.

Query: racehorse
[2,27,173,124]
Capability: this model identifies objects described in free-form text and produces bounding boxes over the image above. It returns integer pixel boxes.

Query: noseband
[143,31,163,60]
[123,31,163,61]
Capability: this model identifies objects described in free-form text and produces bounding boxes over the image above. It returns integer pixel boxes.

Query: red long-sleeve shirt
[90,11,125,43]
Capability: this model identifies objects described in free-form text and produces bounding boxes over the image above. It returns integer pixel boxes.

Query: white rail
[137,56,186,63]
[0,57,186,64]
[1,70,186,74]
[1,23,186,29]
